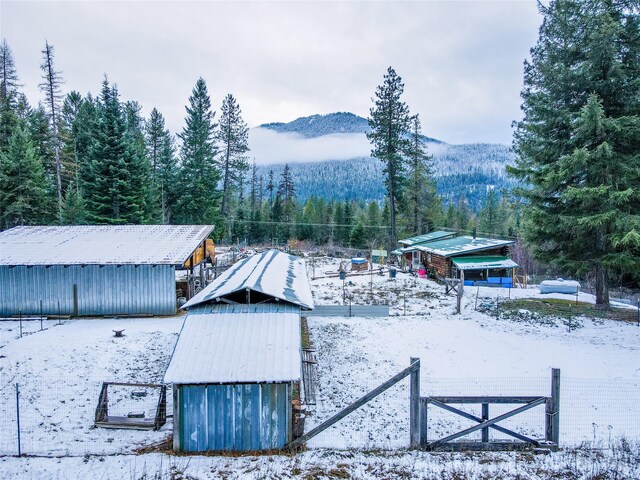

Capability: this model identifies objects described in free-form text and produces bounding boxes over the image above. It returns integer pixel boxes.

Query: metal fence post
[19,310,22,339]
[410,357,420,448]
[16,383,21,456]
[40,299,43,331]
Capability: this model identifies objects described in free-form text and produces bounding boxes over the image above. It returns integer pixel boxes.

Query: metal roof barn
[0,225,214,316]
[165,304,301,452]
[415,236,515,257]
[183,249,314,310]
[397,230,457,247]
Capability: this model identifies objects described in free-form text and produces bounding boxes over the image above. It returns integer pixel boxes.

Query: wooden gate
[420,369,560,451]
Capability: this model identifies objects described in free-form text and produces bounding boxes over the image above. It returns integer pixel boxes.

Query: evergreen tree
[456,195,471,232]
[478,189,501,235]
[0,123,51,227]
[146,108,177,223]
[39,40,65,211]
[0,40,21,153]
[123,100,153,221]
[0,39,20,104]
[511,0,640,305]
[366,200,382,242]
[273,163,296,240]
[266,169,275,207]
[217,94,249,216]
[349,221,367,249]
[404,114,436,235]
[60,179,87,225]
[83,79,146,224]
[249,161,258,212]
[367,66,411,249]
[59,91,83,186]
[175,78,220,225]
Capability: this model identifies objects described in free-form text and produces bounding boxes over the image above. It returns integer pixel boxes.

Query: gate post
[410,357,420,448]
[546,368,560,444]
[419,397,428,447]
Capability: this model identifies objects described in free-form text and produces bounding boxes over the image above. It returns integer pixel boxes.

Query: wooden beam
[427,396,544,404]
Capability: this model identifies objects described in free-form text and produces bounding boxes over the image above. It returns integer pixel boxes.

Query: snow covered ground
[0,254,638,478]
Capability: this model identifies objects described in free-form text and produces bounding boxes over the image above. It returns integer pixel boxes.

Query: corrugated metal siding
[178,383,291,452]
[0,265,176,316]
[188,303,301,315]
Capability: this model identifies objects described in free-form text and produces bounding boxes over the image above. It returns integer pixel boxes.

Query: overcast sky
[2,1,542,145]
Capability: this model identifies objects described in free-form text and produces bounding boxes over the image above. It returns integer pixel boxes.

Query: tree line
[0,39,518,246]
[0,40,249,235]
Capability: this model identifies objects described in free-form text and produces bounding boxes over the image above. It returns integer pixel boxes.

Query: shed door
[179,383,290,452]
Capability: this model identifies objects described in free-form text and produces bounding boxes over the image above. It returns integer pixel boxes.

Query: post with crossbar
[410,357,420,448]
[546,368,560,445]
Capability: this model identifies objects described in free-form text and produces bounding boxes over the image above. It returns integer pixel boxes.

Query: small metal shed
[164,304,302,452]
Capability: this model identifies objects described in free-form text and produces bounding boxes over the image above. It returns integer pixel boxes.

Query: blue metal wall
[0,265,176,316]
[177,383,291,452]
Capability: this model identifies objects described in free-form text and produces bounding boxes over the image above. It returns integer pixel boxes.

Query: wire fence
[0,372,637,456]
[302,373,639,451]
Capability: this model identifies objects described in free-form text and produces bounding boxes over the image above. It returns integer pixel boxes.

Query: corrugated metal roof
[163,307,301,384]
[452,256,519,270]
[415,236,515,257]
[398,231,456,247]
[182,250,314,310]
[0,225,214,266]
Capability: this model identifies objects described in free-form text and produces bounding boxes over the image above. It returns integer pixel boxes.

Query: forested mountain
[254,113,517,210]
[260,111,443,143]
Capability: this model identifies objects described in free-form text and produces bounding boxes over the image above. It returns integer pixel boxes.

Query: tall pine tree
[146,108,177,223]
[175,78,220,225]
[367,67,411,249]
[39,41,65,212]
[0,123,51,228]
[83,79,147,224]
[217,94,249,217]
[511,0,640,305]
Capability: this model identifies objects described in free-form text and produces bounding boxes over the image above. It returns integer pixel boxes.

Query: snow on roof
[452,256,519,270]
[163,305,301,384]
[415,236,515,257]
[182,249,314,310]
[0,225,214,266]
[398,231,456,247]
